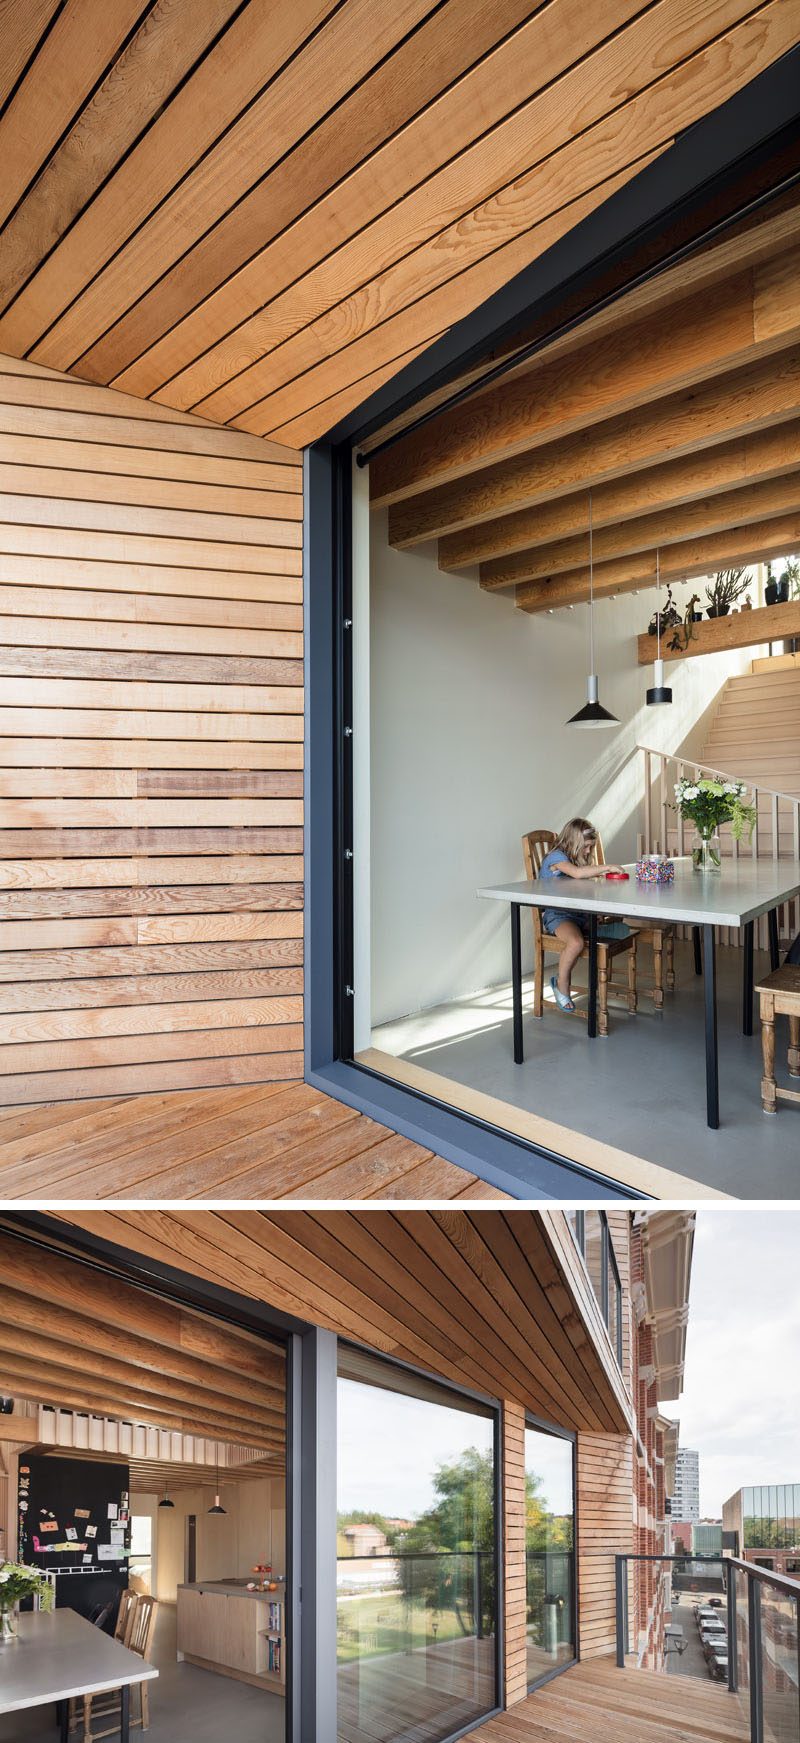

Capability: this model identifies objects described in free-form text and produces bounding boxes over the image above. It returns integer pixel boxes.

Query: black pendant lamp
[208,1462,226,1515]
[158,1483,175,1509]
[646,548,673,706]
[566,490,618,727]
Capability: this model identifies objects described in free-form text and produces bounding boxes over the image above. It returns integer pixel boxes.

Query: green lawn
[336,1588,477,1663]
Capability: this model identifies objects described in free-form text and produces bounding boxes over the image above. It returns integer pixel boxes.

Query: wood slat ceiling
[33,1449,285,1487]
[54,1210,633,1432]
[0,1230,285,1451]
[0,0,795,449]
[372,174,800,611]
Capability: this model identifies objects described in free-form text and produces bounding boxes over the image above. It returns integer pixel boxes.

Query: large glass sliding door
[524,1421,576,1688]
[336,1347,498,1743]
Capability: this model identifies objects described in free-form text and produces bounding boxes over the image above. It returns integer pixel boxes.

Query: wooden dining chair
[522,828,637,1036]
[70,1589,139,1738]
[79,1593,157,1741]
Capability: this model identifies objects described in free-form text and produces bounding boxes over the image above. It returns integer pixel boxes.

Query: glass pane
[584,1212,605,1316]
[524,1426,575,1685]
[760,1581,799,1743]
[337,1350,496,1743]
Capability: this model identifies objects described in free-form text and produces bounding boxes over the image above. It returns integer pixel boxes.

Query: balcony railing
[615,1552,800,1743]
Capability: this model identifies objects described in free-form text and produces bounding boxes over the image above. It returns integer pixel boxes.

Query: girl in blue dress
[540,817,625,1012]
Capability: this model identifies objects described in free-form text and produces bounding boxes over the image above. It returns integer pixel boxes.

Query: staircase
[639,663,800,949]
[702,666,800,799]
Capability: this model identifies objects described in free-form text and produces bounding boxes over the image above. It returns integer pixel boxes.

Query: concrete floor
[0,1606,285,1743]
[373,941,800,1198]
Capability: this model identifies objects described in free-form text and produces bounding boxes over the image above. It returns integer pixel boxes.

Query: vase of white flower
[673,776,757,872]
[0,1561,53,1640]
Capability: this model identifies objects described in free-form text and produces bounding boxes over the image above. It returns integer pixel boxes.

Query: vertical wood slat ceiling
[0,0,795,450]
[0,354,304,1105]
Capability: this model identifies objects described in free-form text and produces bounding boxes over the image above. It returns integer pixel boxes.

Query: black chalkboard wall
[20,1454,130,1632]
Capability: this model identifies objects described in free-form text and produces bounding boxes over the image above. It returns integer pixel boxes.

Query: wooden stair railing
[638,744,800,952]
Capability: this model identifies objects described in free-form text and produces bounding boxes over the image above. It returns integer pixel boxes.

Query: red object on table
[605,870,629,880]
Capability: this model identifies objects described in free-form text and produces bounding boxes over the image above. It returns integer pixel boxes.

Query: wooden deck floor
[0,1081,510,1200]
[479,1659,748,1743]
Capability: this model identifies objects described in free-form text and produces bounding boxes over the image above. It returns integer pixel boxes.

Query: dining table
[0,1607,158,1742]
[478,856,800,1130]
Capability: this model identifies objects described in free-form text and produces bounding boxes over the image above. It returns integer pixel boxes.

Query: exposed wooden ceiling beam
[636,598,800,664]
[0,1233,280,1385]
[387,349,800,546]
[438,419,800,571]
[514,509,800,611]
[0,1321,281,1439]
[480,469,800,590]
[0,1282,283,1412]
[371,241,800,508]
[0,1353,279,1447]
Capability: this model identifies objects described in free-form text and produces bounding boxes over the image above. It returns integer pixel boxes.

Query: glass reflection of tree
[397,1449,495,1640]
[526,1468,573,1651]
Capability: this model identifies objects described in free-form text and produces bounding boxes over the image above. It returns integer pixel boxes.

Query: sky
[662,1208,800,1518]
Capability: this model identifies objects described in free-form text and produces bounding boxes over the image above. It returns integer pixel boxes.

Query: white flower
[0,1571,10,1583]
[682,785,700,799]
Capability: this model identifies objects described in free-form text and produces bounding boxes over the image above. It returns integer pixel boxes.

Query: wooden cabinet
[177,1583,285,1693]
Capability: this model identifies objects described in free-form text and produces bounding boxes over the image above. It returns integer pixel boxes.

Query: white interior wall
[368,510,756,1025]
[133,1476,285,1603]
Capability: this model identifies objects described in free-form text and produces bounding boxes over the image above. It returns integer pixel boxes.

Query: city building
[692,1522,724,1556]
[0,1206,698,1743]
[722,1485,800,1576]
[672,1449,701,1522]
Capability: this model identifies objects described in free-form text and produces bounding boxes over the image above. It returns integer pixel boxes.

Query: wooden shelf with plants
[637,599,800,665]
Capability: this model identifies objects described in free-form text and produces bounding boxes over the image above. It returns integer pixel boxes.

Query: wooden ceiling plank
[151,0,649,417]
[234,1,798,441]
[388,1211,609,1429]
[84,0,540,394]
[0,0,244,314]
[439,419,800,570]
[0,0,61,112]
[268,332,447,450]
[0,1285,283,1409]
[370,242,800,507]
[515,507,800,610]
[20,0,433,372]
[388,349,800,546]
[234,151,661,440]
[480,467,800,588]
[0,1231,276,1382]
[0,0,341,359]
[0,0,150,232]
[301,1210,601,1431]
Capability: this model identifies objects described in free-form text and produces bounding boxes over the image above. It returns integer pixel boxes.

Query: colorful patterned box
[635,856,674,885]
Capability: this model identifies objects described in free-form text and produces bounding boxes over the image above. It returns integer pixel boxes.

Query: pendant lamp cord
[588,489,594,672]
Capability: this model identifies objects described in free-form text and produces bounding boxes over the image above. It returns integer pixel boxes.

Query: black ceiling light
[646,547,673,706]
[158,1483,175,1509]
[566,489,619,728]
[208,1462,226,1515]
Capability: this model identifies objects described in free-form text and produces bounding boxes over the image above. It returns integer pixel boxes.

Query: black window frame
[304,56,800,1200]
[523,1414,578,1693]
[566,1211,623,1369]
[335,1342,505,1739]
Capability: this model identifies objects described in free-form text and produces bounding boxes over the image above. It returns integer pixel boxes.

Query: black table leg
[742,920,754,1037]
[703,924,719,1130]
[587,912,598,1040]
[768,906,780,971]
[58,1701,68,1743]
[510,903,523,1064]
[693,925,703,975]
[121,1683,130,1743]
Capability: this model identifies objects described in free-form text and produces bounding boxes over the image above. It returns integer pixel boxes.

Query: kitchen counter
[176,1580,285,1694]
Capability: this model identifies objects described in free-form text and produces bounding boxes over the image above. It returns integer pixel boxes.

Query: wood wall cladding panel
[0,0,791,446]
[503,1397,528,1707]
[576,1431,635,1659]
[0,357,303,1103]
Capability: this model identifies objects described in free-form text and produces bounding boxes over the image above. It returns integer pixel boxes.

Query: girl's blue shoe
[550,976,575,1013]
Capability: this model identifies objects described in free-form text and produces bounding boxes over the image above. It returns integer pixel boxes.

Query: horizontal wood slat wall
[576,1431,635,1660]
[0,356,303,1105]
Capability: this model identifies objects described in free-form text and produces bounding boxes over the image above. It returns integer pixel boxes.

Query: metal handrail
[614,1551,800,1743]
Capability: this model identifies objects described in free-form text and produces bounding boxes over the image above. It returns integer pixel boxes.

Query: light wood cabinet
[177,1583,285,1693]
